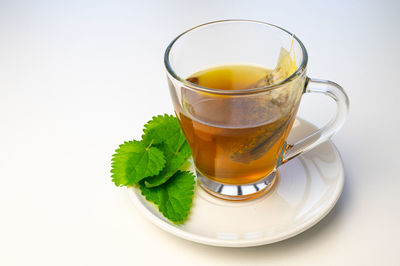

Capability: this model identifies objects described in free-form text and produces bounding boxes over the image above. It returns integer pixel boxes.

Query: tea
[171,63,302,185]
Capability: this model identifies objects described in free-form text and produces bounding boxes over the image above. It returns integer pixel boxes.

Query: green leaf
[142,114,185,156]
[141,114,192,187]
[140,171,196,223]
[110,114,195,224]
[144,141,191,187]
[111,141,166,186]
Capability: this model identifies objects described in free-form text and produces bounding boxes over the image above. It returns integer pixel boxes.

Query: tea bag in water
[227,47,298,164]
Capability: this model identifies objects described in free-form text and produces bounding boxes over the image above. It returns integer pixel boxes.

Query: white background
[1,0,399,265]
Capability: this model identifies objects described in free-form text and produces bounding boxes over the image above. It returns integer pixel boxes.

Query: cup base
[197,170,278,201]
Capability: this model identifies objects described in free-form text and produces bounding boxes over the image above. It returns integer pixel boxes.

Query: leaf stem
[146,139,154,150]
[174,138,185,155]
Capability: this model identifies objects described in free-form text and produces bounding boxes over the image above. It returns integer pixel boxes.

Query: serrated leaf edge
[110,140,166,186]
[140,171,196,224]
[141,114,177,144]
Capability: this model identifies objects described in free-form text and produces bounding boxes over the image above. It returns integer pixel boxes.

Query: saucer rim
[127,119,345,247]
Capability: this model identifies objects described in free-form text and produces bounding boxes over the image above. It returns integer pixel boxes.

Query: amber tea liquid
[174,65,300,185]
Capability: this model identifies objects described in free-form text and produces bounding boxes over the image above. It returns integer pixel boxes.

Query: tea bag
[267,47,297,84]
[248,47,297,89]
[227,47,298,164]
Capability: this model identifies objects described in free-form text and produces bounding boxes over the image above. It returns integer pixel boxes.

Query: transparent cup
[164,20,349,200]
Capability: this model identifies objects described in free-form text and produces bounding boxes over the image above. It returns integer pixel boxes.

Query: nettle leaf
[142,114,182,150]
[144,141,191,187]
[140,171,196,223]
[111,141,166,186]
[141,114,192,187]
[110,114,195,224]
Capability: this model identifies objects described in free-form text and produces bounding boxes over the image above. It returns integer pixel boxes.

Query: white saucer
[127,118,345,247]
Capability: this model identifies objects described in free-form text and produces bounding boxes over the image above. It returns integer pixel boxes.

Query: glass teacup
[165,20,349,200]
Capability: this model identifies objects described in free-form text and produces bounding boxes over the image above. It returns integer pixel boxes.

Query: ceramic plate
[128,118,345,247]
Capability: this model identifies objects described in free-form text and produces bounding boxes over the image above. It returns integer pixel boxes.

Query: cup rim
[164,19,308,95]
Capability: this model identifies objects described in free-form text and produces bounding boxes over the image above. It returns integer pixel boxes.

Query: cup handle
[281,78,350,164]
